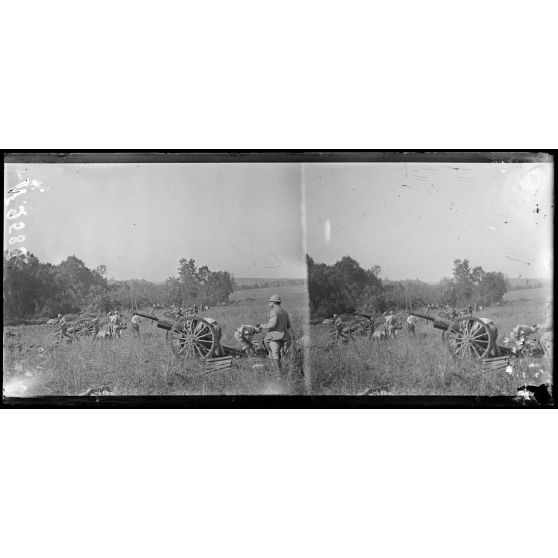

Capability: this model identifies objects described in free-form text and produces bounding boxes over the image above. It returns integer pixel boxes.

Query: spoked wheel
[73,319,97,339]
[443,316,493,360]
[348,317,374,340]
[167,316,217,359]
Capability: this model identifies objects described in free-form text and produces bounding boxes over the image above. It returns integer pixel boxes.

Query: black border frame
[2,150,555,409]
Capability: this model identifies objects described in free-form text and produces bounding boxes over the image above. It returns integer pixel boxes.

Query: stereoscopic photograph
[2,152,554,404]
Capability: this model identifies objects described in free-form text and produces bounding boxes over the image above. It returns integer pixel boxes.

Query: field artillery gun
[58,316,128,340]
[134,311,222,359]
[53,316,110,342]
[329,313,375,344]
[134,312,271,372]
[409,311,497,360]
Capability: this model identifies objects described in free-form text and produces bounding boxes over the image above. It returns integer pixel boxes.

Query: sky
[5,160,553,284]
[4,163,306,281]
[303,162,553,282]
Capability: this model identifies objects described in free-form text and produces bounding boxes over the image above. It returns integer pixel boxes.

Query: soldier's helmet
[269,294,282,303]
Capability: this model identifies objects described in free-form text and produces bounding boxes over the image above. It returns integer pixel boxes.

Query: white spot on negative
[324,219,331,244]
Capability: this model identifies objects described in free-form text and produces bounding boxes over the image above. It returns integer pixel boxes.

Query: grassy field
[3,285,552,397]
[308,287,552,395]
[3,284,309,397]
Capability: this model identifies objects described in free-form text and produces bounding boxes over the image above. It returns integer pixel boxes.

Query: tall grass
[3,284,309,396]
[3,285,550,396]
[309,288,551,395]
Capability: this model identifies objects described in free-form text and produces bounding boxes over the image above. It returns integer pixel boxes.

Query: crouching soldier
[258,294,292,377]
[476,317,499,356]
[509,324,538,352]
[203,317,225,357]
[234,324,261,355]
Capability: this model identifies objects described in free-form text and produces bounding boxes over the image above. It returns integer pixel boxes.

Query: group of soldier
[52,294,294,374]
[200,294,293,374]
[330,296,553,363]
[54,311,124,341]
[155,303,211,320]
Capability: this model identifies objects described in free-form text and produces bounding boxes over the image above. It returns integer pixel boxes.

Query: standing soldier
[333,314,348,344]
[383,312,389,337]
[109,310,123,338]
[131,313,142,336]
[406,314,417,337]
[114,311,124,338]
[91,317,100,339]
[193,303,198,314]
[108,311,115,337]
[386,311,397,338]
[258,294,292,376]
[57,314,73,342]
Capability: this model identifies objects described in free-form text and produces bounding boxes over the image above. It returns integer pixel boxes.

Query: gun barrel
[409,311,435,321]
[134,311,159,321]
[133,311,174,330]
[409,311,452,331]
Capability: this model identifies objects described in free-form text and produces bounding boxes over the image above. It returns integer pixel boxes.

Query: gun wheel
[73,319,97,339]
[167,316,217,359]
[348,315,374,340]
[443,316,493,360]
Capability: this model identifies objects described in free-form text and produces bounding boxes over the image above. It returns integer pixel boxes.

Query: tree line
[3,251,236,321]
[307,255,509,318]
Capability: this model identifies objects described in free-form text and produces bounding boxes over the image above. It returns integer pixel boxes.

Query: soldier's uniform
[386,312,397,338]
[58,315,73,341]
[109,312,123,338]
[234,325,260,354]
[509,324,537,344]
[406,314,417,336]
[259,295,291,371]
[476,317,499,356]
[333,314,349,343]
[92,318,100,338]
[203,317,224,357]
[131,314,142,335]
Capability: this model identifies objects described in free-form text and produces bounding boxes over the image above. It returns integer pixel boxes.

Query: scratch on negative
[264,252,282,268]
[505,255,531,266]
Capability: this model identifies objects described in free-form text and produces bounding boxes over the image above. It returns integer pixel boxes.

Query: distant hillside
[506,277,552,290]
[420,277,551,290]
[234,277,307,290]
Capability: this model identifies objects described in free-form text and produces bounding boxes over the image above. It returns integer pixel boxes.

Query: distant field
[506,278,551,290]
[234,277,306,289]
[504,286,551,302]
[230,283,308,306]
